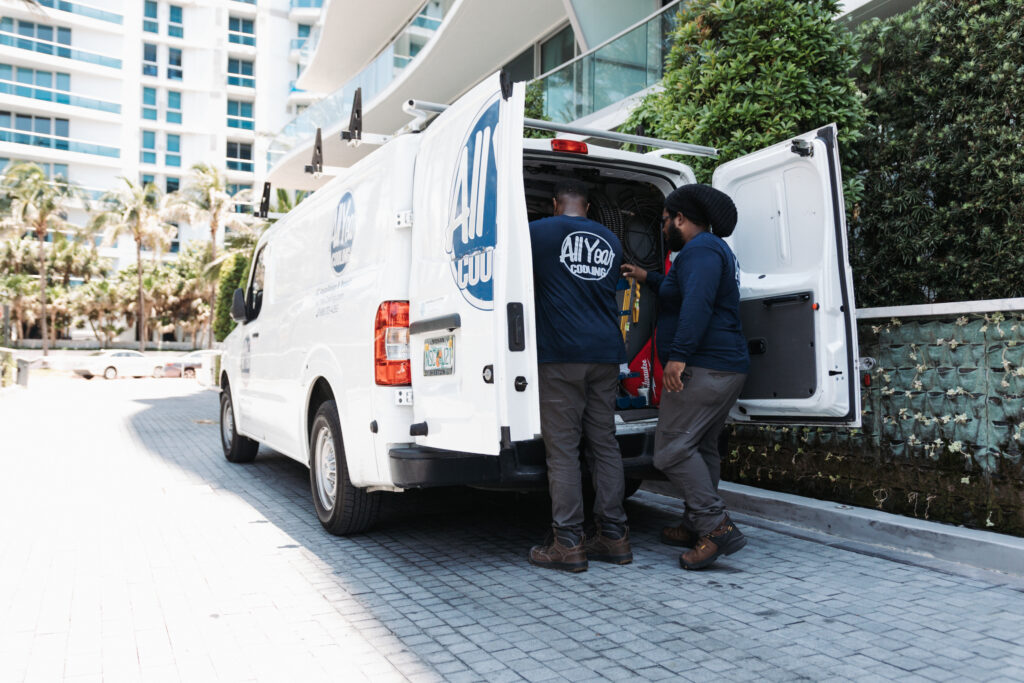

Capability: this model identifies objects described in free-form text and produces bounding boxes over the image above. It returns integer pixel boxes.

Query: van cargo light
[375,301,411,386]
[551,139,588,155]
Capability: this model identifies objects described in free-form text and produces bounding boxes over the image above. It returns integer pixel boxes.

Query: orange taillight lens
[375,301,410,385]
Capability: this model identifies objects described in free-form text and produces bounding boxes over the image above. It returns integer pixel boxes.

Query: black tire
[309,400,380,536]
[103,366,117,380]
[183,367,196,379]
[220,387,258,463]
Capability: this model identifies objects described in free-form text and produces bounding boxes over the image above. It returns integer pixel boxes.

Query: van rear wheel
[221,388,258,463]
[310,400,380,536]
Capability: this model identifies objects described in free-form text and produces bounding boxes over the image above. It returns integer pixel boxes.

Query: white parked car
[73,350,164,380]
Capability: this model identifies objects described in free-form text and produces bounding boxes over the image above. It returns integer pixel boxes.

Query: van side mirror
[230,288,248,323]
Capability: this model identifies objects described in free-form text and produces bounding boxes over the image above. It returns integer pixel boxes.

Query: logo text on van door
[330,192,355,274]
[445,96,499,310]
[560,231,614,280]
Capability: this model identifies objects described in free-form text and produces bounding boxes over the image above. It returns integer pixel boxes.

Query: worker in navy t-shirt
[526,180,631,573]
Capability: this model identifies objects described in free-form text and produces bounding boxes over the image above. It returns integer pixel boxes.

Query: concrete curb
[644,480,1024,577]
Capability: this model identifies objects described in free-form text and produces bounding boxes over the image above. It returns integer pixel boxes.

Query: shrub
[212,252,249,342]
[625,0,868,209]
[850,0,1024,306]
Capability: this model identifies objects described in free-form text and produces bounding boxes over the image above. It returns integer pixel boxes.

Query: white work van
[218,73,860,535]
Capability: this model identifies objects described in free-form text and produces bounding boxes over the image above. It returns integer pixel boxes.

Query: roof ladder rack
[404,99,718,158]
[253,181,286,219]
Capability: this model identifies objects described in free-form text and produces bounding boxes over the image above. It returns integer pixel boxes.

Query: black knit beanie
[664,184,738,238]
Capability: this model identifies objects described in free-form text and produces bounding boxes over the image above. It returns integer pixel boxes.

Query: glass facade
[0,64,120,114]
[228,59,254,88]
[142,86,157,119]
[227,100,254,130]
[534,3,679,123]
[0,111,116,157]
[0,157,69,180]
[166,176,179,193]
[168,5,183,38]
[141,130,156,164]
[35,0,122,25]
[143,1,158,33]
[168,48,183,80]
[226,142,253,172]
[228,17,255,46]
[165,133,180,167]
[0,18,120,69]
[167,91,182,124]
[143,44,158,76]
[568,0,659,48]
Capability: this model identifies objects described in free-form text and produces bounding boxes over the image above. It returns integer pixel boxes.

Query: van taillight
[551,139,588,154]
[375,301,410,386]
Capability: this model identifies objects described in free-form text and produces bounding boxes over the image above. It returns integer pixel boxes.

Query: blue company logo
[560,231,614,281]
[445,96,500,310]
[330,192,355,274]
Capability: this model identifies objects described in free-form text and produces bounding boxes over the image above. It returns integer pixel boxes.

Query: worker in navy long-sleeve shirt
[621,184,749,571]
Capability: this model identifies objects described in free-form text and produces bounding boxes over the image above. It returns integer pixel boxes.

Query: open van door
[714,125,860,426]
[408,73,541,455]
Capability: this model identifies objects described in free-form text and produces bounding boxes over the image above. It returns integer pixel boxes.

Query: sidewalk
[2,377,1023,682]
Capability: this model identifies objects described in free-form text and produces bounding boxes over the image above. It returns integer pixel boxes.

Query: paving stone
[3,377,1023,683]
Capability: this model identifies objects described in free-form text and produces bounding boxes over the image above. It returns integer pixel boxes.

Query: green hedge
[212,253,250,342]
[851,0,1024,306]
[625,0,868,208]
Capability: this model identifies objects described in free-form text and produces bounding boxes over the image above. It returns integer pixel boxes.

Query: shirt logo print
[559,231,613,281]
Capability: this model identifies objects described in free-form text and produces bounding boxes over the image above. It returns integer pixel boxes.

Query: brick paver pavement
[1,377,1023,682]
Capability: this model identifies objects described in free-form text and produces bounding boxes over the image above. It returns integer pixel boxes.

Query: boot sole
[679,535,747,571]
[528,557,588,573]
[588,553,633,565]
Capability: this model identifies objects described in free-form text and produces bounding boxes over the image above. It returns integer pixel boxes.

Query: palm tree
[169,163,252,346]
[90,178,177,351]
[0,162,83,355]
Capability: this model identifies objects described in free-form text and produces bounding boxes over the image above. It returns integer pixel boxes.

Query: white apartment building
[264,0,919,191]
[0,0,321,270]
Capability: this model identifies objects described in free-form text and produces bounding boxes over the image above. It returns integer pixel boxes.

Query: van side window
[247,247,267,319]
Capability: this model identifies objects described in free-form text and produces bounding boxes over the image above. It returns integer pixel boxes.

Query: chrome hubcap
[315,426,337,511]
[221,399,234,447]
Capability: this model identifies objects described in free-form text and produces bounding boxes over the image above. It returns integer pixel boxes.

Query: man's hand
[664,361,686,392]
[620,264,647,282]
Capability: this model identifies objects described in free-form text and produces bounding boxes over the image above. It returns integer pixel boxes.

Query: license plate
[423,335,455,376]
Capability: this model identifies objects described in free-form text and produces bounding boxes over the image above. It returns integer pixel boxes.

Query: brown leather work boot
[660,520,699,548]
[679,515,747,570]
[529,529,588,573]
[584,526,633,565]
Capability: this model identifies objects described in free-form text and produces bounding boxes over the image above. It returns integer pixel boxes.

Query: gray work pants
[538,363,627,534]
[654,366,746,534]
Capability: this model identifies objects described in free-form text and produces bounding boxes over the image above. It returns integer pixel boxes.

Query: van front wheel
[310,400,380,536]
[221,388,258,463]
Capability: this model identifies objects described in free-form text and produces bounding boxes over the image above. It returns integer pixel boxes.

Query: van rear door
[408,73,541,455]
[714,125,860,426]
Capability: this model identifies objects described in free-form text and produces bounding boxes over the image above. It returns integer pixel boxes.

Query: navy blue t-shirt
[529,215,627,365]
[646,231,750,374]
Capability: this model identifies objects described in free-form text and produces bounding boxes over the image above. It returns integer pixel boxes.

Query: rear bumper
[389,430,662,489]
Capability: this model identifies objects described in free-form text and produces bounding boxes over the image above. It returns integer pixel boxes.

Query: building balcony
[289,0,323,23]
[35,0,122,25]
[0,30,122,71]
[0,127,119,159]
[267,0,567,189]
[294,0,425,93]
[0,78,120,116]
